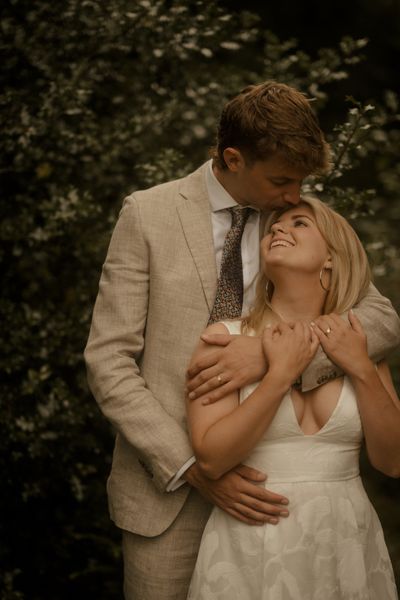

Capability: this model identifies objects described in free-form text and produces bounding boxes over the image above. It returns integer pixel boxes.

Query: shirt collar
[205,160,259,213]
[205,160,240,212]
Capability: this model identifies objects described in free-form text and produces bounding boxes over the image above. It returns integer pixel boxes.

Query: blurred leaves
[1,0,399,597]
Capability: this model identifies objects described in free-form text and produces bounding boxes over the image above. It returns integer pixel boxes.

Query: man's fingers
[200,381,237,405]
[250,485,289,506]
[237,494,289,518]
[226,507,270,526]
[230,505,280,524]
[233,464,266,482]
[234,468,289,506]
[186,363,221,392]
[199,333,232,346]
[187,354,218,379]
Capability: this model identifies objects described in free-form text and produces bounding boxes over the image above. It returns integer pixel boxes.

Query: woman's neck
[269,275,326,323]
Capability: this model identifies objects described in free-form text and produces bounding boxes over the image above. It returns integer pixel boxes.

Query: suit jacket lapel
[177,164,217,312]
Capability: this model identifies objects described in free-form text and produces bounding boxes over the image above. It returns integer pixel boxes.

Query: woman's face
[261,204,331,278]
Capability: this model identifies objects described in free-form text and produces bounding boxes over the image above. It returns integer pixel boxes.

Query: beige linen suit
[84,163,400,597]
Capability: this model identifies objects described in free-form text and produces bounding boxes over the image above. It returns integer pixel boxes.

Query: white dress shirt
[167,161,261,491]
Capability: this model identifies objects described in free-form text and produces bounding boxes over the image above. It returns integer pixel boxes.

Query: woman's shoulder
[204,318,258,336]
[217,319,243,335]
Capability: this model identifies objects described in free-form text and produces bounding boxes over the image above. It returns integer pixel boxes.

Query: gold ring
[217,374,223,384]
[325,327,332,335]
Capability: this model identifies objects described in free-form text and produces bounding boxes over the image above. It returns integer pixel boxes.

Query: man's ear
[222,147,245,173]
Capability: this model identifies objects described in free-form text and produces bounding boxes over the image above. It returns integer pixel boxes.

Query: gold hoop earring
[319,268,331,292]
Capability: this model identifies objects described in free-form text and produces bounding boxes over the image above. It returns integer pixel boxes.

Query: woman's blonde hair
[242,195,371,334]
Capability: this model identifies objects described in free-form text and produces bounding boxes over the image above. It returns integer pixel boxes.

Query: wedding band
[217,374,223,384]
[325,327,332,335]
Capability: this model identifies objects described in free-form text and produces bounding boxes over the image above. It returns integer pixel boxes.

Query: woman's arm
[187,321,319,480]
[313,312,400,478]
[302,283,400,391]
[351,359,400,478]
[187,283,400,400]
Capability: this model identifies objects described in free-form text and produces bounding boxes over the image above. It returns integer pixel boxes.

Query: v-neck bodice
[221,319,364,484]
[240,375,363,483]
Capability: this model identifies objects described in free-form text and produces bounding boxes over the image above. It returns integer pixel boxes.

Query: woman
[186,196,399,599]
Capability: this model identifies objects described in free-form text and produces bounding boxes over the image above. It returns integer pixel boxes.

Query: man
[84,82,400,599]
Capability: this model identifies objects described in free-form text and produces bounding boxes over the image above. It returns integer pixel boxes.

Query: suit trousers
[122,489,212,600]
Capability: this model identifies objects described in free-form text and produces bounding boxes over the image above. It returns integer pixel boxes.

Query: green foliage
[1,0,399,596]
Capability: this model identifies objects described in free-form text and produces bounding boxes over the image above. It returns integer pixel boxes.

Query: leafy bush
[1,0,398,596]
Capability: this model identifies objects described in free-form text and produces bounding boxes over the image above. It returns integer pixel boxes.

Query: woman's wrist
[346,358,376,384]
[261,367,293,396]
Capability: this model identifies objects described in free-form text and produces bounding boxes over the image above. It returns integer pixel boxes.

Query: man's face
[220,150,310,211]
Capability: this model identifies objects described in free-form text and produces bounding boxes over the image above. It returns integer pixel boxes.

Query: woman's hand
[312,311,373,378]
[262,321,319,387]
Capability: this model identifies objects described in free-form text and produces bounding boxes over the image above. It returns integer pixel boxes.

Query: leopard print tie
[208,206,252,324]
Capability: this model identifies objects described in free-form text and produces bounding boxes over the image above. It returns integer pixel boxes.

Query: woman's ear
[323,255,333,271]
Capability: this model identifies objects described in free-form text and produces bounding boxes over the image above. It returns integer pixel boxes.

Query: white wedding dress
[187,321,398,600]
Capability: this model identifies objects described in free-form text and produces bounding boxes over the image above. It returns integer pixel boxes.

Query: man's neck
[212,162,246,207]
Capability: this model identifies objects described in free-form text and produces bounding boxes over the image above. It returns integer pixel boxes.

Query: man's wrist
[182,461,198,484]
[182,461,207,488]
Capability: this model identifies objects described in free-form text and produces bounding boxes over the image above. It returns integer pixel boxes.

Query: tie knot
[229,206,251,228]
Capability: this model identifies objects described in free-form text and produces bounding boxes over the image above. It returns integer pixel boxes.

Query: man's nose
[282,182,302,205]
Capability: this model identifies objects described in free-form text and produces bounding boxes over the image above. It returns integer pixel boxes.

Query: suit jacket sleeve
[302,283,400,391]
[84,195,194,492]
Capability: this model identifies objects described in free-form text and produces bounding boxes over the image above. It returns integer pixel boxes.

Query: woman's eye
[294,219,307,227]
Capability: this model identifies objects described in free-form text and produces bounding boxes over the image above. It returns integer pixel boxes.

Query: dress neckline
[288,377,347,437]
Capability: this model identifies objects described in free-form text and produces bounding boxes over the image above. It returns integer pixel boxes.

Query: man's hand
[186,334,267,404]
[184,462,289,526]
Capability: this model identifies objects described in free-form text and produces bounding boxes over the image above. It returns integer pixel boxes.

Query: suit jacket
[84,162,400,537]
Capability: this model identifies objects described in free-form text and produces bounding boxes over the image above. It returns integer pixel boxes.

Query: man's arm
[186,283,400,400]
[84,195,194,492]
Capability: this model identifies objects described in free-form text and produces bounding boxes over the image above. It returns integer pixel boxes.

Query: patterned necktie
[208,206,252,324]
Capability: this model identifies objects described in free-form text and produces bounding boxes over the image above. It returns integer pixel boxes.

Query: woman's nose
[271,222,287,234]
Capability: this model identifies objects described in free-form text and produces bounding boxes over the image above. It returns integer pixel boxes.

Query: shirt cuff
[166,456,196,492]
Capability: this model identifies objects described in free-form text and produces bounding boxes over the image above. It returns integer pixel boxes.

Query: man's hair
[212,81,331,175]
[242,195,371,335]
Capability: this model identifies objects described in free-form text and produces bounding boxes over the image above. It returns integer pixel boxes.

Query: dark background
[1,0,399,597]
